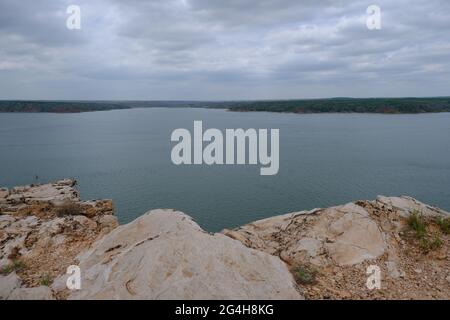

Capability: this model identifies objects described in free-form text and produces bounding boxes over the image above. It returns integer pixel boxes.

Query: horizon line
[1,95,450,103]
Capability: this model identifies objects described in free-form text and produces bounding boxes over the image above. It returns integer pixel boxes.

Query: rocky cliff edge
[1,180,449,299]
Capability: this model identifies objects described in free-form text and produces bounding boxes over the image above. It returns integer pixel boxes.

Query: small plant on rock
[420,234,443,252]
[436,217,450,234]
[0,264,13,275]
[12,259,26,272]
[292,264,318,285]
[404,210,445,253]
[0,259,26,275]
[39,273,52,286]
[407,210,427,239]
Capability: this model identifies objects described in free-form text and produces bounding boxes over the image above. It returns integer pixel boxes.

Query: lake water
[1,108,449,232]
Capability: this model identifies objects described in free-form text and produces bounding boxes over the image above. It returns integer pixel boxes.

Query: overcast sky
[0,0,449,100]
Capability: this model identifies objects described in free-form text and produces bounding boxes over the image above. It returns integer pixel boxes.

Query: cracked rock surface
[62,209,303,300]
[223,197,450,299]
[0,180,118,297]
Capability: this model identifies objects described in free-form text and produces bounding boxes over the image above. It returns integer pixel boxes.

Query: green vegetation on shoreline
[0,101,130,113]
[1,97,450,114]
[0,100,214,113]
[217,97,450,114]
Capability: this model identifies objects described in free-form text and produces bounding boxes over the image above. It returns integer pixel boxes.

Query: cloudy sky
[0,0,449,100]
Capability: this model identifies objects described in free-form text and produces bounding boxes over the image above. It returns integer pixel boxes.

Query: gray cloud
[0,0,449,100]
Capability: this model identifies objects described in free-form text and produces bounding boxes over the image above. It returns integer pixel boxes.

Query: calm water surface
[1,108,449,231]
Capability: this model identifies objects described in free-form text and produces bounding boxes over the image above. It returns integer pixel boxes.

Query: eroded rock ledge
[1,180,449,300]
[0,180,118,299]
[223,196,450,299]
[63,209,302,300]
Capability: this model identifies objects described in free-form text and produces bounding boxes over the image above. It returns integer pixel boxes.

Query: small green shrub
[407,210,427,239]
[436,217,450,234]
[0,264,13,275]
[292,265,318,285]
[0,259,26,275]
[12,260,26,272]
[420,235,443,252]
[39,273,52,286]
[430,235,444,250]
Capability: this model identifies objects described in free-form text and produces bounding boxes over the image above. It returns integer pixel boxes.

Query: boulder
[97,215,119,232]
[0,272,21,299]
[223,203,386,267]
[377,196,450,218]
[73,216,97,231]
[65,209,302,300]
[321,208,386,265]
[8,180,79,205]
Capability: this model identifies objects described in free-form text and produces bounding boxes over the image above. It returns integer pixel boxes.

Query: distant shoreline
[1,97,450,114]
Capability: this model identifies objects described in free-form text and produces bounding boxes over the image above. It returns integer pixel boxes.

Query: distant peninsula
[0,100,211,113]
[1,97,450,114]
[0,101,130,113]
[218,97,450,114]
